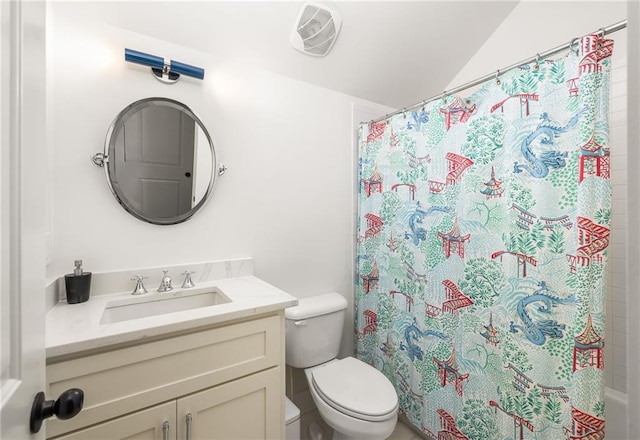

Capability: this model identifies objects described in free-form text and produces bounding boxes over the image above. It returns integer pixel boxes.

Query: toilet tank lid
[285,293,347,320]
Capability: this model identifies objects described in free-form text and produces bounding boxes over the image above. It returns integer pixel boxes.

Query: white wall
[47,8,392,358]
[607,38,628,393]
[448,1,627,88]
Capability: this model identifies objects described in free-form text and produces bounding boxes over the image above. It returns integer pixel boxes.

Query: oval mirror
[101,98,217,225]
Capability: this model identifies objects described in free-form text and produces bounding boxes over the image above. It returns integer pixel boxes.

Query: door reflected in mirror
[103,98,217,224]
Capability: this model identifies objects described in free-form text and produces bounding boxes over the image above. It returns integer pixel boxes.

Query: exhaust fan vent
[291,2,342,57]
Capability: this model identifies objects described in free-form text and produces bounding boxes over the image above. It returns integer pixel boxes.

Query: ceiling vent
[291,2,342,57]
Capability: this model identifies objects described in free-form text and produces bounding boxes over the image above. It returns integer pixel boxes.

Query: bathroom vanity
[44,261,297,439]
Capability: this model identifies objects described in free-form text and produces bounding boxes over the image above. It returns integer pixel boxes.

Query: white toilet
[285,293,398,440]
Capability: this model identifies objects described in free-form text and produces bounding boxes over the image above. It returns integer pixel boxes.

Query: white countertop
[46,275,298,359]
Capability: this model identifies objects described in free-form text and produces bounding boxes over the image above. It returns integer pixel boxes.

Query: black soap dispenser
[64,260,92,304]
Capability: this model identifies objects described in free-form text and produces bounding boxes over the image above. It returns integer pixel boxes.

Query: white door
[1,1,47,438]
[115,106,196,218]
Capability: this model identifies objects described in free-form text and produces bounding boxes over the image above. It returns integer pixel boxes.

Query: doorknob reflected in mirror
[30,388,84,433]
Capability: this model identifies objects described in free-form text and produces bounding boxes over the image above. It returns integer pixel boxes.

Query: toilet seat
[311,357,398,422]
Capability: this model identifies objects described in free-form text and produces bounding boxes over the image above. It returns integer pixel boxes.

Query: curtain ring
[441,91,447,103]
[597,27,605,48]
[570,37,580,55]
[534,53,541,70]
[495,70,501,85]
[402,108,407,119]
[421,100,427,112]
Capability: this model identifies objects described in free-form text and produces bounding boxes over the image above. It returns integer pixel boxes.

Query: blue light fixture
[124,48,205,84]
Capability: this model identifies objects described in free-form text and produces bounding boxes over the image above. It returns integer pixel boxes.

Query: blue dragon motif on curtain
[399,317,447,361]
[509,281,576,346]
[404,202,451,246]
[513,109,583,178]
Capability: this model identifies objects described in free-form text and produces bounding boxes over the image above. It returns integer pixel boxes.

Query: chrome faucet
[181,270,195,288]
[157,269,173,292]
[131,275,148,295]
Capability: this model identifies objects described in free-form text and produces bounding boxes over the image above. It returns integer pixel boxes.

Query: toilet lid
[311,357,398,421]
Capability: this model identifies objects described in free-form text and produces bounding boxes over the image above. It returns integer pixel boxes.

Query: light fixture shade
[124,48,205,84]
[291,2,342,57]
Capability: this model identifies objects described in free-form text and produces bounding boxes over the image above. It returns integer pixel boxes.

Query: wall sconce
[124,48,205,84]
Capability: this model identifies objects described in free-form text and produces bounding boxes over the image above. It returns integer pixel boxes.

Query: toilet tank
[285,292,347,368]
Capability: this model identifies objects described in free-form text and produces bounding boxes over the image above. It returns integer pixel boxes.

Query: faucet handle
[181,270,195,289]
[157,269,173,293]
[131,275,148,295]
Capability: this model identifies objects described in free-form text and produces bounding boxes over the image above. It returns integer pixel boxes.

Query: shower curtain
[356,33,613,440]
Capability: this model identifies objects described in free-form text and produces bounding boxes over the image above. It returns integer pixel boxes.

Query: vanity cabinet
[54,368,281,440]
[46,313,285,439]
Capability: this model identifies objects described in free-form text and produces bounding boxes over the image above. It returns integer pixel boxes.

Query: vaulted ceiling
[52,1,520,108]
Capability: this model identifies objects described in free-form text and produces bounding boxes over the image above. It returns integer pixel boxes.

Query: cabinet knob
[30,388,84,433]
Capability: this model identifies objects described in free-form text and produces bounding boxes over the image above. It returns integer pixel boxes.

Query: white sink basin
[100,288,231,325]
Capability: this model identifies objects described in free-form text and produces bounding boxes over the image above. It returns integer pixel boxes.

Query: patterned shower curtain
[356,34,614,440]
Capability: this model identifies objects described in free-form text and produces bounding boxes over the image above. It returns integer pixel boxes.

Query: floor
[388,420,424,440]
[298,408,425,440]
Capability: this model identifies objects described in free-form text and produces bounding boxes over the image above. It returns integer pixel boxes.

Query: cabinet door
[52,401,176,440]
[177,367,283,440]
[47,314,281,438]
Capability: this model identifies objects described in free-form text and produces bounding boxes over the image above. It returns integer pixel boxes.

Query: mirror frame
[102,97,217,225]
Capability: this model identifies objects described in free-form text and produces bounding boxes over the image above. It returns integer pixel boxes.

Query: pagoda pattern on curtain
[356,34,614,440]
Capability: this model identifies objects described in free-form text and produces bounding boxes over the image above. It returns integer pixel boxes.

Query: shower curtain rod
[366,19,627,125]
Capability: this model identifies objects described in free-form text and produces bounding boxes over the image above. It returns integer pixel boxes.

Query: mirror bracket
[218,164,227,176]
[91,152,107,167]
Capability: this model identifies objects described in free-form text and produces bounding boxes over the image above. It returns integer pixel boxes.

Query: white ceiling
[53,1,521,108]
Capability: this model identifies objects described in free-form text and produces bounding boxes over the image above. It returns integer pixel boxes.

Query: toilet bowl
[306,358,398,440]
[285,293,398,440]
